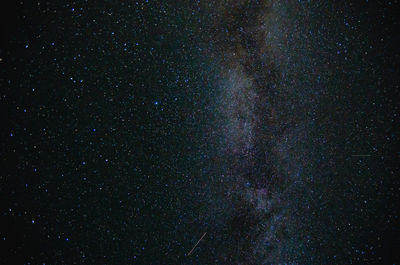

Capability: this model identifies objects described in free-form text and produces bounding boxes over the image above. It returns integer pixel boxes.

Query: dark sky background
[1,0,399,264]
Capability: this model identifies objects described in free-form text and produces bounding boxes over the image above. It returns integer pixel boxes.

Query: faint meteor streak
[187,232,207,256]
[351,154,371,157]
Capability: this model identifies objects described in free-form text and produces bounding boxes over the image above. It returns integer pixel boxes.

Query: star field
[1,0,399,264]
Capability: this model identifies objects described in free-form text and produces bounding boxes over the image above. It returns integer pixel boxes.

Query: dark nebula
[1,0,399,264]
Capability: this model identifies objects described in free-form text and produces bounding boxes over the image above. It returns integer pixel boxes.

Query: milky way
[197,1,319,263]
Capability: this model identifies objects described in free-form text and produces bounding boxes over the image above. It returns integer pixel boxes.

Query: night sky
[1,0,399,264]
